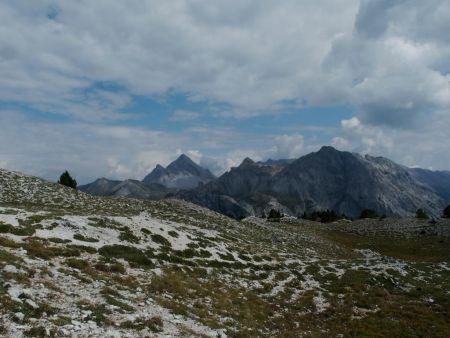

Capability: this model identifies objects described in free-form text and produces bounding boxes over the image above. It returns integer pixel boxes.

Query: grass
[321,230,450,262]
[103,294,134,312]
[77,299,112,326]
[99,244,154,269]
[118,226,140,243]
[65,258,90,270]
[0,222,36,236]
[94,261,126,274]
[22,238,81,259]
[73,233,99,243]
[0,249,22,266]
[120,316,163,332]
[1,171,450,336]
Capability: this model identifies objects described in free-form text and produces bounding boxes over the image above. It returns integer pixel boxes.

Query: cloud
[332,115,450,170]
[2,0,448,126]
[0,111,205,183]
[170,110,200,122]
[1,0,450,180]
[268,134,305,159]
[0,0,358,120]
[325,0,450,129]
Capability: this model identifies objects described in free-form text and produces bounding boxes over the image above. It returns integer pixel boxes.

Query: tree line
[265,206,450,223]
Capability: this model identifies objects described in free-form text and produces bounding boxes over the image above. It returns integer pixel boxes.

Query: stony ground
[0,168,450,337]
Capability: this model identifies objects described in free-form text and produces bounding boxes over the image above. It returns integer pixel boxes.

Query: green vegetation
[168,230,179,238]
[58,170,77,189]
[99,244,154,269]
[120,316,163,332]
[73,233,99,242]
[0,222,36,236]
[416,208,428,219]
[118,226,140,243]
[151,234,171,246]
[302,209,344,223]
[359,209,379,219]
[444,205,450,218]
[267,209,282,221]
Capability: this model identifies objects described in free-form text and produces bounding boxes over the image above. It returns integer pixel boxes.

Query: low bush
[98,245,154,269]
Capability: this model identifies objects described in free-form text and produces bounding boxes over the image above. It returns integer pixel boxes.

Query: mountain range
[80,146,450,219]
[78,154,215,198]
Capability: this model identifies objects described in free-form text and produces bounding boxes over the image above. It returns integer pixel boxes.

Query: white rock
[25,299,39,309]
[3,265,18,273]
[14,312,25,321]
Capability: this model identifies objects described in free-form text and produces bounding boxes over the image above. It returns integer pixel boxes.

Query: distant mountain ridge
[177,146,448,219]
[78,148,450,219]
[79,154,215,198]
[143,154,216,189]
[79,178,172,200]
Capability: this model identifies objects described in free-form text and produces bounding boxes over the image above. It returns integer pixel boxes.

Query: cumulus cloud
[326,0,450,129]
[1,0,449,123]
[1,0,450,179]
[332,115,450,170]
[0,111,232,183]
[268,134,305,159]
[0,0,359,120]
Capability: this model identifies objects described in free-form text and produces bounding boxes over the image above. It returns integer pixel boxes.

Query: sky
[1,0,450,184]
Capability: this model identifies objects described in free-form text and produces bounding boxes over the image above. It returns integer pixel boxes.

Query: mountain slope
[178,146,445,218]
[1,167,450,337]
[409,168,450,203]
[143,154,215,189]
[79,178,171,200]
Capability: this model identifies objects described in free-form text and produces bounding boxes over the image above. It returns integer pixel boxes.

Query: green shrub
[118,227,140,243]
[65,258,89,270]
[0,222,35,236]
[120,316,163,332]
[98,245,154,269]
[151,234,171,246]
[416,208,428,219]
[168,230,179,238]
[267,209,282,221]
[359,209,379,219]
[73,234,99,243]
[141,228,152,235]
[443,205,450,218]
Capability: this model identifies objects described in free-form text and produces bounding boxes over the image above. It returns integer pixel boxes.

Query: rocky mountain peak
[239,157,255,167]
[142,154,215,190]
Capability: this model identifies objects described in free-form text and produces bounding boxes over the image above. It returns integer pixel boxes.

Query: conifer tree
[58,170,77,189]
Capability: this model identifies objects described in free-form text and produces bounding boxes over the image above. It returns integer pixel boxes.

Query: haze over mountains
[80,147,450,220]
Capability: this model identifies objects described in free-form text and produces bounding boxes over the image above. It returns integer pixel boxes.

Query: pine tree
[58,170,77,189]
[359,209,378,219]
[415,208,428,219]
[443,205,450,218]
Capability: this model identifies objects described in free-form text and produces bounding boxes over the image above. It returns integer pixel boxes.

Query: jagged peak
[317,145,339,153]
[239,157,255,167]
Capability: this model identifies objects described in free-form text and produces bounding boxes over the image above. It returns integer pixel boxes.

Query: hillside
[0,168,450,337]
[409,168,450,203]
[79,178,172,200]
[178,146,446,219]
